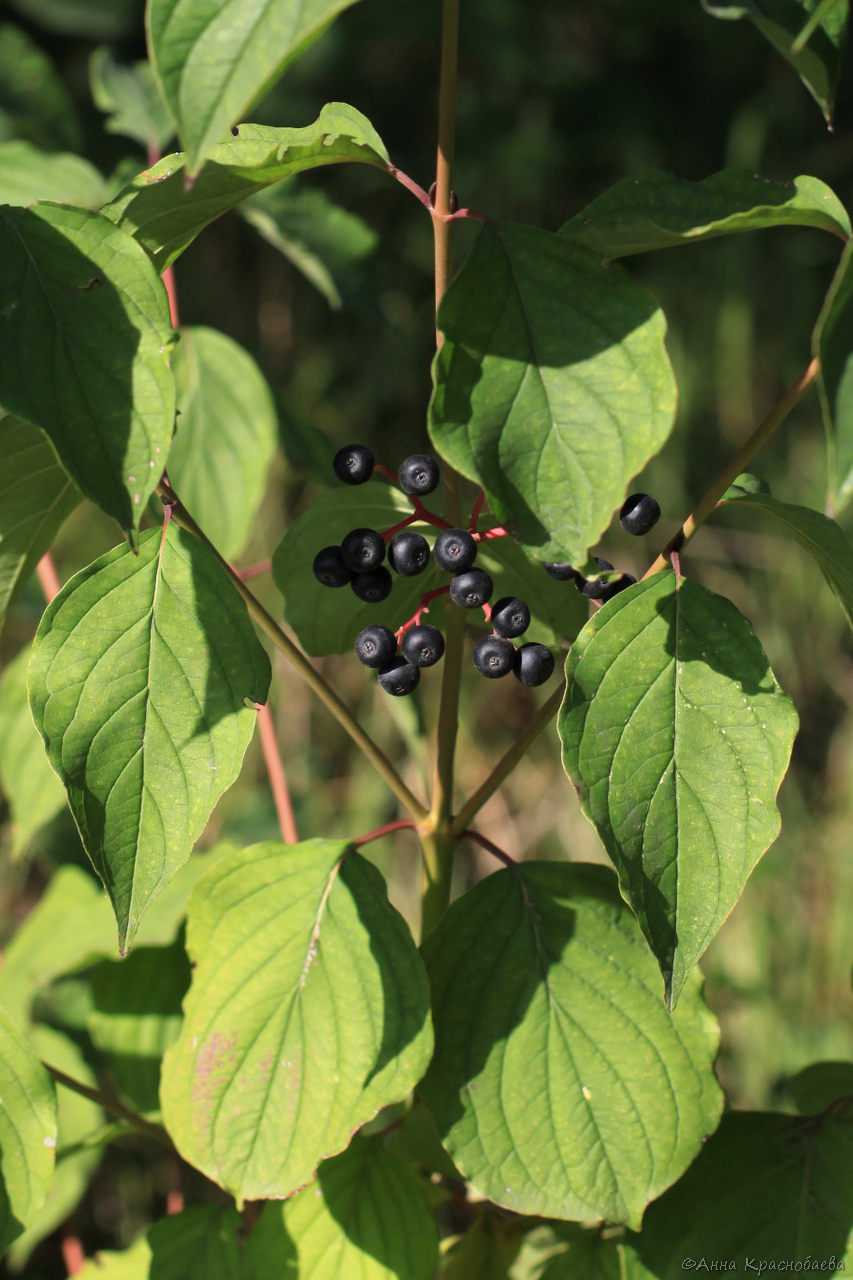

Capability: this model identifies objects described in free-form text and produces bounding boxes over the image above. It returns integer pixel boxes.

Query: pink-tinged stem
[354,818,416,846]
[374,464,400,482]
[148,144,180,329]
[396,585,451,637]
[237,559,272,581]
[468,490,486,531]
[61,1225,84,1276]
[36,552,62,602]
[257,703,299,844]
[477,526,508,540]
[387,165,433,210]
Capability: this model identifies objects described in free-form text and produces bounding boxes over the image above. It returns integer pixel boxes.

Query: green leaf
[720,489,853,628]
[559,169,850,258]
[0,645,66,853]
[429,222,677,565]
[241,181,379,309]
[0,203,176,538]
[169,326,279,560]
[442,1214,523,1280]
[509,1224,653,1280]
[76,1206,243,1279]
[104,104,390,272]
[788,1060,853,1113]
[559,571,799,1005]
[147,0,364,176]
[0,22,81,152]
[419,862,722,1229]
[814,240,853,513]
[0,140,108,207]
[638,1108,853,1274]
[7,0,141,40]
[0,1005,57,1259]
[27,525,271,950]
[702,0,848,124]
[0,417,80,624]
[161,840,433,1203]
[89,47,175,153]
[272,485,587,657]
[243,1137,439,1280]
[5,1026,101,1270]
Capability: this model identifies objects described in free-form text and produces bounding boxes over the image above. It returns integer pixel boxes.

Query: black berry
[401,624,445,668]
[473,635,516,678]
[449,568,494,608]
[514,642,555,687]
[377,658,421,697]
[355,624,397,668]
[341,527,386,572]
[351,567,393,603]
[333,443,374,485]
[388,530,430,576]
[313,546,352,588]
[398,454,440,496]
[490,596,530,639]
[433,528,477,573]
[599,572,637,602]
[543,561,579,581]
[620,493,661,536]
[579,558,615,599]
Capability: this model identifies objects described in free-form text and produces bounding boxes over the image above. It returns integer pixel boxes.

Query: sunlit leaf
[0,1005,57,1259]
[0,139,108,207]
[0,644,66,853]
[89,47,174,153]
[76,1206,242,1279]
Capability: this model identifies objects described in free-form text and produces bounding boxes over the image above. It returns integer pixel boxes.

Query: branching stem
[44,1063,172,1148]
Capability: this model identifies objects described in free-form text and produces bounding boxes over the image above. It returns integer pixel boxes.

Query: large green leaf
[419,862,722,1229]
[0,644,66,854]
[509,1224,653,1280]
[147,0,364,175]
[161,840,433,1203]
[7,0,140,40]
[702,0,849,123]
[0,140,108,207]
[0,1005,57,1259]
[638,1108,853,1274]
[559,571,799,1005]
[169,326,279,560]
[0,203,176,538]
[814,240,853,513]
[89,47,175,153]
[0,22,81,151]
[429,222,677,566]
[27,525,271,950]
[243,1137,439,1280]
[104,104,389,272]
[76,1206,243,1279]
[0,416,80,624]
[560,169,850,258]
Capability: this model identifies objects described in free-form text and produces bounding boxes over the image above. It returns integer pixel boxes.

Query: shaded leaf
[814,239,853,512]
[7,0,140,40]
[509,1223,653,1280]
[76,1205,242,1279]
[147,0,364,175]
[560,169,850,258]
[161,840,433,1202]
[559,572,798,1005]
[0,139,108,207]
[442,1214,523,1280]
[638,1108,853,1275]
[243,1137,439,1280]
[789,1060,853,1113]
[0,203,176,538]
[105,104,390,272]
[169,326,279,560]
[28,525,270,950]
[0,23,81,152]
[419,862,722,1229]
[89,47,174,153]
[0,1005,57,1259]
[429,222,676,565]
[0,644,66,854]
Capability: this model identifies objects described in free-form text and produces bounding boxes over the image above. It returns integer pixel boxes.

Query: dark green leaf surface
[0,22,81,151]
[509,1223,653,1280]
[0,203,176,537]
[0,416,81,624]
[0,140,108,207]
[420,863,722,1228]
[76,1205,243,1279]
[0,1005,56,1259]
[7,0,140,39]
[243,1137,439,1280]
[814,240,853,513]
[28,525,271,950]
[442,1214,522,1280]
[559,572,798,1005]
[161,840,433,1203]
[105,104,389,272]
[147,0,364,175]
[789,1060,853,1113]
[429,222,676,565]
[702,0,848,123]
[169,326,279,560]
[560,169,850,258]
[638,1108,853,1275]
[89,47,174,152]
[0,645,66,854]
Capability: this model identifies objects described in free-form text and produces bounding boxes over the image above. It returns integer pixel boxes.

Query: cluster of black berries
[543,492,661,601]
[311,444,556,696]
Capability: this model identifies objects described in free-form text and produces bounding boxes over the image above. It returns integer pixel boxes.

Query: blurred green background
[2,0,853,1272]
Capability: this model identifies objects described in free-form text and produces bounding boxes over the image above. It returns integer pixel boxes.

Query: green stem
[44,1063,171,1148]
[420,828,458,938]
[644,356,819,579]
[157,480,429,825]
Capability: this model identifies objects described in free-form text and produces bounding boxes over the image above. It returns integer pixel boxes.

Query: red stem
[237,559,272,581]
[61,1225,84,1276]
[257,704,299,844]
[36,552,62,603]
[354,818,416,846]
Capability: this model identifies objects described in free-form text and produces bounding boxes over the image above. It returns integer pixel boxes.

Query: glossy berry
[401,624,445,668]
[388,530,430,576]
[543,561,579,581]
[341,527,385,572]
[313,545,351,588]
[620,492,661,536]
[333,443,374,485]
[354,624,397,668]
[351,567,393,603]
[377,658,421,697]
[599,572,638,603]
[514,642,555,687]
[579,558,615,599]
[473,635,516,678]
[433,528,477,573]
[449,568,494,608]
[490,596,530,639]
[398,454,440,496]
